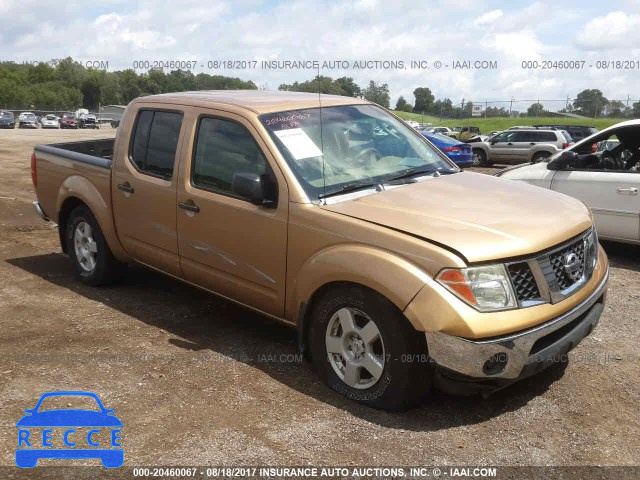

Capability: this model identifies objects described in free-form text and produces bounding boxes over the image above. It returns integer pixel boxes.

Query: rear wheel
[309,285,432,411]
[65,205,126,286]
[532,151,551,163]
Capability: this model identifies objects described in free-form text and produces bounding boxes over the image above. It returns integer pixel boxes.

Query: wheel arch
[292,245,430,357]
[56,177,129,261]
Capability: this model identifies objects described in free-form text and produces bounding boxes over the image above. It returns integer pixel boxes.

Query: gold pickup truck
[32,91,609,410]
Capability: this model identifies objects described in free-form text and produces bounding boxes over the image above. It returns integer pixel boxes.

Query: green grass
[392,111,625,134]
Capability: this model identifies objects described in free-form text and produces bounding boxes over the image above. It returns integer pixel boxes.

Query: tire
[65,205,126,286]
[473,149,491,167]
[308,285,432,411]
[532,152,551,163]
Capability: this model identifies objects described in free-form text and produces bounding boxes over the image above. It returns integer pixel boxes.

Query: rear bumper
[425,268,608,386]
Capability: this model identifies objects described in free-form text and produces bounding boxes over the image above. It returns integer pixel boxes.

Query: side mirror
[231,173,276,208]
[490,139,498,145]
[548,150,577,170]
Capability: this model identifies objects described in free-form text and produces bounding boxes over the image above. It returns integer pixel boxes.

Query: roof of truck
[132,90,371,114]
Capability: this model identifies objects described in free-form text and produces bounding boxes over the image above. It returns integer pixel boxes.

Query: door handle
[179,201,200,213]
[506,143,513,146]
[529,142,536,146]
[117,183,134,194]
[617,187,638,195]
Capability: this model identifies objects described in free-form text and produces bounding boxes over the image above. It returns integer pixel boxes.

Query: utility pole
[485,101,488,118]
[537,97,540,118]
[509,97,514,116]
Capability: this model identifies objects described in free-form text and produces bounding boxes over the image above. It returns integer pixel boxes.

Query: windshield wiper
[318,182,380,200]
[386,166,454,182]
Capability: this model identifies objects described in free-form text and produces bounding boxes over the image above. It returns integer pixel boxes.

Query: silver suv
[472,128,573,166]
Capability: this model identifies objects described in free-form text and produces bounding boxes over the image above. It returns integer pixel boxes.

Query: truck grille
[506,230,596,307]
[507,262,540,302]
[549,240,585,290]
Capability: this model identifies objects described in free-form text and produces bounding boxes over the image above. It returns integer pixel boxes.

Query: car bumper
[424,268,608,387]
[33,201,49,221]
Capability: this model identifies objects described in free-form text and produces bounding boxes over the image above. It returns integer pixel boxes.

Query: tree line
[1,58,638,119]
[0,58,256,110]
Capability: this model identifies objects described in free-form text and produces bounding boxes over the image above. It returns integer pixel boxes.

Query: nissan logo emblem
[562,252,582,281]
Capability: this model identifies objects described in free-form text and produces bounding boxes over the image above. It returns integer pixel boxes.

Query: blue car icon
[16,391,123,468]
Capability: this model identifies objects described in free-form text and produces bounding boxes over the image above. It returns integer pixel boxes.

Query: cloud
[0,0,638,111]
[475,9,503,26]
[575,12,640,50]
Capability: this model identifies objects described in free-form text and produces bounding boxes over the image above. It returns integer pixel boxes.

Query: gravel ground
[0,129,638,476]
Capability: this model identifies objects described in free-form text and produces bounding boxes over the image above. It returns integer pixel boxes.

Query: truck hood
[321,172,592,263]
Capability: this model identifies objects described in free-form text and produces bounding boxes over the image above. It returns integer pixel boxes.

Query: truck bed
[35,138,115,169]
[33,138,116,225]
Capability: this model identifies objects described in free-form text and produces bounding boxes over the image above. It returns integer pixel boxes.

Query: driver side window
[192,117,269,195]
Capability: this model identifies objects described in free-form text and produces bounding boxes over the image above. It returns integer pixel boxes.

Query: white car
[497,119,640,245]
[40,115,60,129]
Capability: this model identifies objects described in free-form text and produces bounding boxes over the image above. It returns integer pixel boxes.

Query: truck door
[176,110,288,317]
[112,107,186,277]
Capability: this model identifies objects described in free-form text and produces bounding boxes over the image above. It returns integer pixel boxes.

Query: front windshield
[260,104,455,199]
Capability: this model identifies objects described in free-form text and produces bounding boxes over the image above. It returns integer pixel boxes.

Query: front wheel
[472,149,491,167]
[65,205,126,286]
[309,285,432,411]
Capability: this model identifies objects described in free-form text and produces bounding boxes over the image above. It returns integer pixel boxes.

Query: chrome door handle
[617,187,638,195]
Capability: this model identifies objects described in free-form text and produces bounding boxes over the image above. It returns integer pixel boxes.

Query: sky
[1,0,639,110]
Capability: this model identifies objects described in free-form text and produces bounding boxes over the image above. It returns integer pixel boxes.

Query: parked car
[428,126,453,135]
[534,124,598,142]
[59,114,78,129]
[446,126,481,141]
[78,113,99,129]
[31,91,608,411]
[420,131,474,167]
[0,111,15,128]
[496,120,639,244]
[40,114,60,129]
[471,128,573,166]
[18,112,39,129]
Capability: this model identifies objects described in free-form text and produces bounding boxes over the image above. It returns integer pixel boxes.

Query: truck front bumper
[425,269,608,389]
[33,201,49,221]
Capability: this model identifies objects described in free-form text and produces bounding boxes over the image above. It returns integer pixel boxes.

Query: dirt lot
[0,128,638,474]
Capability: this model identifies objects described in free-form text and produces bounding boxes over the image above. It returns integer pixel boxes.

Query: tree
[573,89,609,117]
[527,103,546,117]
[362,81,390,108]
[334,77,361,97]
[395,96,408,110]
[633,102,640,118]
[402,104,413,112]
[413,87,434,113]
[605,100,625,117]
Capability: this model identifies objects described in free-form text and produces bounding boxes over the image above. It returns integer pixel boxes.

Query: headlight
[437,264,517,311]
[585,228,599,274]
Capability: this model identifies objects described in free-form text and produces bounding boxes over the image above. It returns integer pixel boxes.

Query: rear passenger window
[130,110,183,178]
[192,117,269,196]
[537,132,557,142]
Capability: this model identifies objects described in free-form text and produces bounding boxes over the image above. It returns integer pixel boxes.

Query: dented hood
[321,172,592,263]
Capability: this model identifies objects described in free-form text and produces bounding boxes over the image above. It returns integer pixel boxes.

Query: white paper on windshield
[274,128,323,160]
